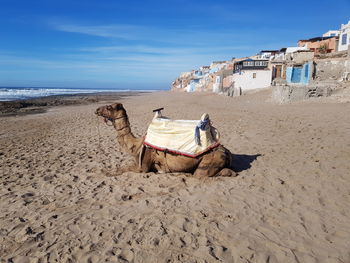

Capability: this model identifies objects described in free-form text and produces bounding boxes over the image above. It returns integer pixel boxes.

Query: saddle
[144,108,220,157]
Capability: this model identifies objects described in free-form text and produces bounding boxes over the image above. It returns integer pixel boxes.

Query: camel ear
[111,103,123,110]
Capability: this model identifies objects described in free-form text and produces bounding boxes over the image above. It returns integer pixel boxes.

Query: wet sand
[1,90,350,262]
[0,92,142,116]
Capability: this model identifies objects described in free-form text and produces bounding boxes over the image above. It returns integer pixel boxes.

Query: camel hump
[144,112,220,157]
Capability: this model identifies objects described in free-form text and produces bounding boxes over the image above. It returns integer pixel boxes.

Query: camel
[95,103,236,177]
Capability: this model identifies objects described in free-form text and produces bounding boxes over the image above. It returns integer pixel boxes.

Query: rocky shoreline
[0,92,142,117]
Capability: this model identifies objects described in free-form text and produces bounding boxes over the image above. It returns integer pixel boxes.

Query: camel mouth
[96,112,108,120]
[95,107,114,126]
[95,106,106,117]
[95,110,103,117]
[95,110,109,123]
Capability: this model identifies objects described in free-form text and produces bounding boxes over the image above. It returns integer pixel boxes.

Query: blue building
[286,62,313,85]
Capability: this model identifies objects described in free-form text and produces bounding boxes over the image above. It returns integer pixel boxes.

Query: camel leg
[139,148,153,173]
[193,151,226,178]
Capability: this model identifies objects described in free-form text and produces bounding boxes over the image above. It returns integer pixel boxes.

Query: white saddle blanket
[144,117,220,157]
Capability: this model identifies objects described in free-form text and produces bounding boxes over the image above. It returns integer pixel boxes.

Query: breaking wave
[0,87,156,101]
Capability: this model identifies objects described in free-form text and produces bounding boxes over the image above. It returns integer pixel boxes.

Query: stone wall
[315,50,347,59]
[314,58,350,82]
[285,51,314,64]
[272,85,332,103]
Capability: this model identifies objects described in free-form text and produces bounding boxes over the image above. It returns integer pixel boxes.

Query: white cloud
[52,22,250,46]
[1,21,295,87]
[54,24,147,39]
[80,44,252,55]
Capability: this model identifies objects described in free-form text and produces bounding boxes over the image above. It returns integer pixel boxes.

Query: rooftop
[299,36,337,42]
[260,50,280,53]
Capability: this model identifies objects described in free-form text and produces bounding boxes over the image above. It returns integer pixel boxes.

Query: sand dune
[1,90,350,263]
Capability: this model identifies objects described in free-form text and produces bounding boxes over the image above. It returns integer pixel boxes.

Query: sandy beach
[1,90,350,263]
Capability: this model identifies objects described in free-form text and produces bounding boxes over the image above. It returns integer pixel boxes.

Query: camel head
[95,103,126,123]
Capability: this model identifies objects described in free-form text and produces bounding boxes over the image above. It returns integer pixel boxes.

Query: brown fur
[95,103,236,178]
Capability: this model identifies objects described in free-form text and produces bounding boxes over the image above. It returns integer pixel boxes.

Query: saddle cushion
[144,117,220,157]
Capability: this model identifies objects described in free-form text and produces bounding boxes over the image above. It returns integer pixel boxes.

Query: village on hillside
[172,20,350,102]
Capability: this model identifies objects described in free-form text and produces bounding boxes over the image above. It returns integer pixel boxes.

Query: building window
[253,73,256,78]
[342,34,347,45]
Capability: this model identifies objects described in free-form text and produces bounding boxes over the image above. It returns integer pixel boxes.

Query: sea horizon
[0,86,165,101]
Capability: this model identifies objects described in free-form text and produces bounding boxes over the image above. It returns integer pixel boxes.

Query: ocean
[0,87,157,101]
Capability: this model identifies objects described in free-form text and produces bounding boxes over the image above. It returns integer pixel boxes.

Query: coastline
[0,91,148,117]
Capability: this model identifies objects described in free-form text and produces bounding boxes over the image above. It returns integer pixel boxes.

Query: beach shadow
[231,153,261,173]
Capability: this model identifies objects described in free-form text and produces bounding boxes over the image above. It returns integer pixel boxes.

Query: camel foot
[216,168,237,177]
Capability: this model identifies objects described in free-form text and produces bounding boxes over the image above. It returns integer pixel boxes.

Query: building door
[276,65,282,78]
[291,67,302,83]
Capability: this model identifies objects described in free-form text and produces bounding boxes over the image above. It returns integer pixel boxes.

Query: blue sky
[0,0,349,89]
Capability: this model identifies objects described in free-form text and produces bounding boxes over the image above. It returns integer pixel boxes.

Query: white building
[209,61,227,73]
[285,46,308,53]
[338,21,350,52]
[258,50,280,59]
[212,76,221,93]
[232,69,272,92]
[322,30,340,37]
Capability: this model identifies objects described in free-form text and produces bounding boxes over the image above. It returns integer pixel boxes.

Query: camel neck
[112,116,132,136]
[112,115,142,156]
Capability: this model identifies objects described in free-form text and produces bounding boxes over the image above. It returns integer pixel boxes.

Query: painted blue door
[301,63,310,84]
[291,67,302,83]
